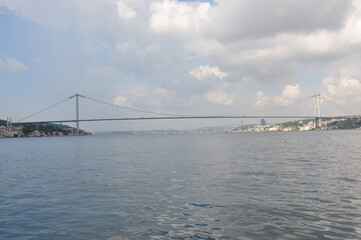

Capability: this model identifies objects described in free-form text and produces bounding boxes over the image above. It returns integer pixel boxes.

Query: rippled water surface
[1,131,361,239]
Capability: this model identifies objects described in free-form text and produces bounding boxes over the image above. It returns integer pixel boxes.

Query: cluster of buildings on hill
[0,125,23,137]
[0,120,88,138]
[243,117,361,132]
[191,117,361,134]
[0,125,71,138]
[245,120,317,132]
[244,119,317,132]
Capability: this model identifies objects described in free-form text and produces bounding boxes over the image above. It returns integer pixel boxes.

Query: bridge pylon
[70,93,85,135]
[312,94,323,128]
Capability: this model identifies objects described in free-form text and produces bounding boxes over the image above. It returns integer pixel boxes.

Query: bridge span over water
[13,93,356,134]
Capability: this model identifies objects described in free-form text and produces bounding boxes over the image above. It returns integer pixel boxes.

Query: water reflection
[1,131,361,239]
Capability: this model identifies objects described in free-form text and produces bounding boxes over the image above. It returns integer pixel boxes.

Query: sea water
[1,131,361,239]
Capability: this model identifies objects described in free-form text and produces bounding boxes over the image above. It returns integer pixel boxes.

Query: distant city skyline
[1,0,361,130]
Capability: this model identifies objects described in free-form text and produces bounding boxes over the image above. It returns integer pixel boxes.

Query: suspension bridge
[12,93,357,134]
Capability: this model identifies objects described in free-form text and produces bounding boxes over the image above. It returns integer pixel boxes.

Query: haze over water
[1,131,361,239]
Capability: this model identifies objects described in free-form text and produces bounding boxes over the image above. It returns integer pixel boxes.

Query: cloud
[115,84,174,110]
[204,0,353,41]
[281,84,300,99]
[274,84,300,106]
[323,76,361,97]
[113,96,129,106]
[189,65,233,105]
[149,0,210,37]
[116,41,137,52]
[189,65,228,80]
[182,0,360,84]
[2,0,361,126]
[0,57,28,72]
[3,0,360,85]
[0,58,4,70]
[255,90,270,107]
[205,89,233,105]
[117,1,137,21]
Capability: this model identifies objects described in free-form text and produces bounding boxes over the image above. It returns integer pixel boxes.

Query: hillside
[0,119,89,136]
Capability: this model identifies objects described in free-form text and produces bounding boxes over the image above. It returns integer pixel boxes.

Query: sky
[1,0,361,131]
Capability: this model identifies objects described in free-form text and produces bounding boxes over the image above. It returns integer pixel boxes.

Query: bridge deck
[15,115,351,125]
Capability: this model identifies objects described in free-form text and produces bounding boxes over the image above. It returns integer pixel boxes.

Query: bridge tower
[312,94,322,128]
[70,93,85,135]
[76,93,80,135]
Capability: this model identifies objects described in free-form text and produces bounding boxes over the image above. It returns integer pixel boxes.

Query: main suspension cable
[237,96,311,116]
[320,95,354,116]
[17,96,72,123]
[84,96,191,117]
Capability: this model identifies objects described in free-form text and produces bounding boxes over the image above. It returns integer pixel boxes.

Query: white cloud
[204,0,353,41]
[9,57,28,72]
[116,84,173,109]
[134,43,161,57]
[255,91,270,107]
[0,58,4,70]
[113,96,129,106]
[181,0,360,84]
[274,84,300,106]
[3,0,360,86]
[189,65,232,106]
[116,1,137,21]
[2,0,361,125]
[116,40,137,52]
[149,0,210,37]
[189,65,228,80]
[0,57,28,72]
[206,89,233,105]
[323,76,361,97]
[281,84,300,99]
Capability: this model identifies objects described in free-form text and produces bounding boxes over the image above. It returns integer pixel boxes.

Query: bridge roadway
[15,115,350,125]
